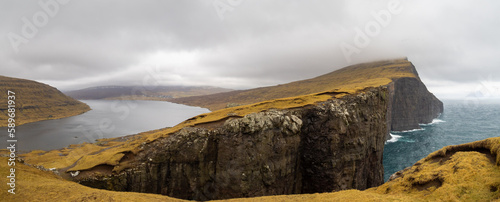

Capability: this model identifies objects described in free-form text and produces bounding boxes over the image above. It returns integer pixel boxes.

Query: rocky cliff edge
[16,58,445,201]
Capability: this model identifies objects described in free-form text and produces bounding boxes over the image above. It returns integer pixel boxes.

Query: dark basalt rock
[389,77,444,132]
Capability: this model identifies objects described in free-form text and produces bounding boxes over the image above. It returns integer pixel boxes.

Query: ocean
[383,99,500,181]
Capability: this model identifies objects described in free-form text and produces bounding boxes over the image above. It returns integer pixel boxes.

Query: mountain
[0,76,90,127]
[16,58,445,201]
[65,85,233,100]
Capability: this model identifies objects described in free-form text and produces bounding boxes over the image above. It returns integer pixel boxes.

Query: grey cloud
[1,0,499,99]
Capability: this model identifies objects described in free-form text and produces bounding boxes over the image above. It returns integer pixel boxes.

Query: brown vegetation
[0,75,90,127]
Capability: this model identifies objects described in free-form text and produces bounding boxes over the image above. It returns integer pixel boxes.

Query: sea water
[383,99,500,181]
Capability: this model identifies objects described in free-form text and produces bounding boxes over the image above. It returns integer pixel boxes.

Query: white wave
[386,133,402,143]
[419,119,446,126]
[393,128,425,133]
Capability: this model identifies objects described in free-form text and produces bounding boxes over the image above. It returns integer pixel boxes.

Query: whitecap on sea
[386,133,402,144]
[394,128,425,133]
[419,119,446,126]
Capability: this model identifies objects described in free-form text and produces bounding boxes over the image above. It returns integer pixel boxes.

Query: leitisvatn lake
[0,100,210,152]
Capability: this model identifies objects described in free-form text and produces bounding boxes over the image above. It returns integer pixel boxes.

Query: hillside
[0,76,90,127]
[65,85,232,100]
[13,58,443,200]
[170,58,417,111]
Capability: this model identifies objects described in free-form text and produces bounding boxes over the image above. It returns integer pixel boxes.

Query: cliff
[0,75,91,127]
[16,58,443,201]
[74,87,388,200]
[388,77,443,131]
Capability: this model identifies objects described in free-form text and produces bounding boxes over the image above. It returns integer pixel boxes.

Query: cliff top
[19,58,418,174]
[170,58,417,111]
[0,75,90,127]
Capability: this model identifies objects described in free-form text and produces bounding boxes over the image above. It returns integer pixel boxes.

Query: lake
[0,100,210,152]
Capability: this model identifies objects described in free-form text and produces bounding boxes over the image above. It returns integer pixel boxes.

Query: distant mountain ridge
[0,75,90,127]
[65,85,233,100]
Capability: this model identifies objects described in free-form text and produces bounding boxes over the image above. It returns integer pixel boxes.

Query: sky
[1,0,499,100]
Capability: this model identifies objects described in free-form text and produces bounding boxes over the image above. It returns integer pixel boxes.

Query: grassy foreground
[3,137,500,201]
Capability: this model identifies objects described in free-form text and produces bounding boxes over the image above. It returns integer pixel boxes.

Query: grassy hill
[65,85,233,100]
[0,76,90,127]
[170,58,416,111]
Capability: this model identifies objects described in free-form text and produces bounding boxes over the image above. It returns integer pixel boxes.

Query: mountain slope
[170,58,417,111]
[65,85,233,100]
[0,76,90,127]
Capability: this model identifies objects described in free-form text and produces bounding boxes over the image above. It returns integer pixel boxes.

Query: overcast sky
[1,0,499,100]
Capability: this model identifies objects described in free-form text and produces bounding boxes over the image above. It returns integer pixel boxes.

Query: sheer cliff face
[77,88,389,200]
[389,77,444,131]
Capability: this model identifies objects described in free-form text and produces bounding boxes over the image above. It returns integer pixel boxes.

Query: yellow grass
[8,138,500,201]
[0,156,186,202]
